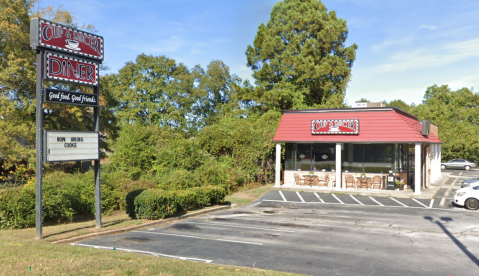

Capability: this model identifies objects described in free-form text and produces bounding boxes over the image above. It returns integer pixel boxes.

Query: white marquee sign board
[44,131,99,162]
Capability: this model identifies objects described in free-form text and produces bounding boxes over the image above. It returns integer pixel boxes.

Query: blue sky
[35,0,479,106]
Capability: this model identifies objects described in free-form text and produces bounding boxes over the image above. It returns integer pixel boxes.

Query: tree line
[1,0,478,187]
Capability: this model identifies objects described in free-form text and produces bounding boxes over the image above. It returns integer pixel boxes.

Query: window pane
[312,144,335,171]
[297,144,312,171]
[285,143,295,170]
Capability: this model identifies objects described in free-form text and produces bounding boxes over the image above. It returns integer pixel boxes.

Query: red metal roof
[273,107,442,143]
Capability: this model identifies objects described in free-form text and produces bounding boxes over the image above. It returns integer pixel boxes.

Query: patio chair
[345,174,356,189]
[294,173,305,185]
[329,174,336,188]
[371,175,382,190]
[317,174,329,187]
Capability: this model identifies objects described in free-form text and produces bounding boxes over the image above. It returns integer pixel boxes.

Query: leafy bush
[0,187,35,229]
[134,190,178,220]
[132,186,226,220]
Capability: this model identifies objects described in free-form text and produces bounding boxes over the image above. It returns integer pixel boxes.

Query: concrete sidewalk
[273,172,451,199]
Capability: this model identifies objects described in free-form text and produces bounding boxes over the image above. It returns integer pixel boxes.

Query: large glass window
[296,144,312,171]
[285,143,407,173]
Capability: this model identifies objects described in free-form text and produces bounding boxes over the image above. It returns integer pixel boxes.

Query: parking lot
[73,174,479,276]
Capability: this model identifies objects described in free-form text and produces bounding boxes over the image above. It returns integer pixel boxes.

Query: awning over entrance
[273,107,441,144]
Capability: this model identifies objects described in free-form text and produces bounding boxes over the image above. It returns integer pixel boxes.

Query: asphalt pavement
[71,170,479,275]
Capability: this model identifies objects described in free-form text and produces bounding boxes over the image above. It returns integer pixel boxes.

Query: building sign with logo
[45,52,99,86]
[44,88,98,107]
[30,18,104,61]
[44,131,99,162]
[311,119,359,135]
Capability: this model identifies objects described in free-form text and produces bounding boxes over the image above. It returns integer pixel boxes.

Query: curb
[51,205,231,244]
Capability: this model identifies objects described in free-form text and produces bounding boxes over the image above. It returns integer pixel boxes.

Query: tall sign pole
[31,18,104,238]
[94,85,101,228]
[35,50,44,239]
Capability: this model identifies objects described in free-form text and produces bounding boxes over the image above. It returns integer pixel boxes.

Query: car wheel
[465,165,471,171]
[465,198,479,210]
[441,165,446,170]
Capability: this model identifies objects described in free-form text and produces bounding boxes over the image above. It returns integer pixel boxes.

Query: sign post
[30,18,104,238]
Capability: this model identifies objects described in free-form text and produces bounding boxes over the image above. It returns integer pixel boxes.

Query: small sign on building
[311,119,359,135]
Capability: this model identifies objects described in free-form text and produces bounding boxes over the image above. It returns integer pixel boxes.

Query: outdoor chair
[294,173,305,185]
[345,174,356,189]
[317,174,329,187]
[329,174,336,188]
[371,175,382,189]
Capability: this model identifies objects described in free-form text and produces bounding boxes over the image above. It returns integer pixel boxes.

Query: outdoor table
[357,177,371,189]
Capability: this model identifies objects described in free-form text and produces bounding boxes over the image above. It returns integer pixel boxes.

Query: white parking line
[279,191,287,202]
[332,194,344,204]
[389,197,408,207]
[412,198,429,208]
[296,192,305,203]
[350,195,364,205]
[369,197,384,206]
[134,231,263,245]
[71,243,213,263]
[429,199,434,209]
[314,193,325,203]
[187,222,295,233]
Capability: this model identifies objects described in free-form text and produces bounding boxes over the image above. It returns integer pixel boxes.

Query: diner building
[273,107,442,195]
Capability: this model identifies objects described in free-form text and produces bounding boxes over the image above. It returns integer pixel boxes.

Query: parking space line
[369,197,384,206]
[389,197,408,207]
[71,243,213,263]
[134,231,263,245]
[314,193,325,203]
[188,222,295,233]
[412,198,429,208]
[279,191,287,202]
[332,194,344,204]
[429,199,434,209]
[440,188,451,207]
[350,195,364,205]
[296,192,305,203]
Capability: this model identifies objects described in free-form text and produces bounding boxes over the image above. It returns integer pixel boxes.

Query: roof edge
[283,107,418,120]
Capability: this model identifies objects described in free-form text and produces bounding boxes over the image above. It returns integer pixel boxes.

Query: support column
[433,144,439,181]
[335,143,342,189]
[275,143,281,187]
[415,143,422,195]
[438,144,442,175]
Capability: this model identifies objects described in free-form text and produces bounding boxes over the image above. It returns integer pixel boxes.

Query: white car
[461,178,479,188]
[454,186,479,210]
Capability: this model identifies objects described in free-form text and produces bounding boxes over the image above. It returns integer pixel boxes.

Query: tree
[189,60,243,130]
[0,0,116,170]
[385,99,413,113]
[112,54,193,130]
[412,85,479,162]
[245,0,357,111]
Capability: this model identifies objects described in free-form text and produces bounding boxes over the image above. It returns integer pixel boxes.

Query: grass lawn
[0,184,302,275]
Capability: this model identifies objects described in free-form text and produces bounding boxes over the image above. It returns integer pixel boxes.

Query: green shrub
[132,186,226,220]
[134,190,177,220]
[0,187,35,229]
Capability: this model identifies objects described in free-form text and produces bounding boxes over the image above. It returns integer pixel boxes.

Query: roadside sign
[44,131,99,162]
[45,52,99,86]
[30,18,104,61]
[44,88,99,107]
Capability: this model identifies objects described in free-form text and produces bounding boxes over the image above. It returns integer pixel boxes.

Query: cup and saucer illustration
[65,39,81,51]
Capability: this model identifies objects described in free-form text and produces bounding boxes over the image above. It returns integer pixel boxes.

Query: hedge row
[130,186,226,220]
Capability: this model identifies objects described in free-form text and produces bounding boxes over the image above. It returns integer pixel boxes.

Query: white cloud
[376,37,479,72]
[418,24,437,30]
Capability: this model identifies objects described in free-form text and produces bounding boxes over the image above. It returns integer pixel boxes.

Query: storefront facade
[273,107,442,195]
